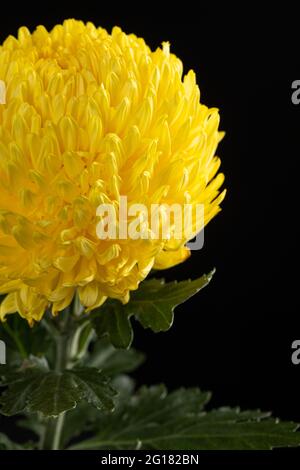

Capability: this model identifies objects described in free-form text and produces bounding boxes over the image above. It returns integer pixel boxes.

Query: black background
[0,0,300,454]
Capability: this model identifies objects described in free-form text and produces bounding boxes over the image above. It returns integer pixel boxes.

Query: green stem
[40,302,93,450]
[51,413,66,450]
[41,314,70,450]
[54,334,68,373]
[41,412,66,451]
[41,317,60,339]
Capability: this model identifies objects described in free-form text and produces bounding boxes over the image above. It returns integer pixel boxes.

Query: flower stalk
[40,301,95,450]
[41,310,70,450]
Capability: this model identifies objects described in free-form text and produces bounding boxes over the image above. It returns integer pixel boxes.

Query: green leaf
[88,338,145,375]
[29,372,80,416]
[127,272,214,332]
[0,358,48,416]
[0,358,116,418]
[62,375,135,448]
[67,368,116,412]
[91,271,214,348]
[0,368,78,417]
[92,301,133,349]
[68,386,300,450]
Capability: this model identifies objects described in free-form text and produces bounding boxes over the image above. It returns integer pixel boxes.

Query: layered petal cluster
[0,19,225,324]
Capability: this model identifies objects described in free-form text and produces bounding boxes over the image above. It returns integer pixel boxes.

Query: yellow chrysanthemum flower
[0,19,225,324]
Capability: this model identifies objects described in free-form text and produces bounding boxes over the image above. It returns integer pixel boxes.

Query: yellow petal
[154,246,190,270]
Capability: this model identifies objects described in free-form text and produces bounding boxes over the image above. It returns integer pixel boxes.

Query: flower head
[0,19,225,324]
